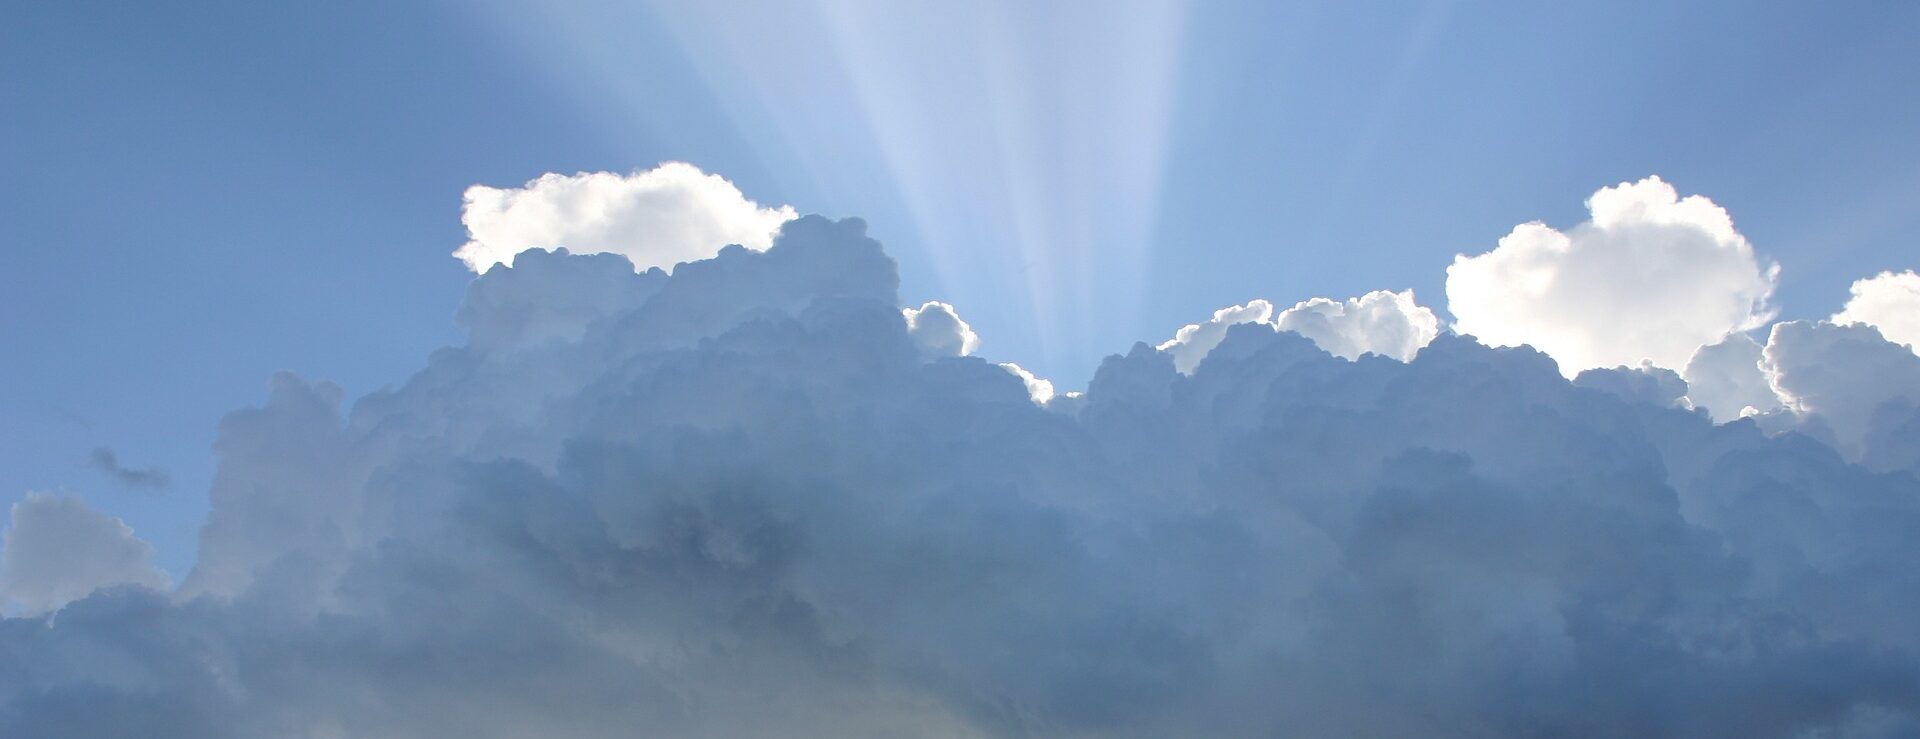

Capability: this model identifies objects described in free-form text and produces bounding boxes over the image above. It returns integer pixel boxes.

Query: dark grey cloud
[4,216,1920,736]
[87,447,171,490]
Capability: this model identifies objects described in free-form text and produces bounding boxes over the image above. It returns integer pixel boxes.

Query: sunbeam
[467,0,1189,379]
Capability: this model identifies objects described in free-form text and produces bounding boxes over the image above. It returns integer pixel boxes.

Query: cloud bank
[453,162,797,274]
[1447,176,1778,376]
[5,178,1920,736]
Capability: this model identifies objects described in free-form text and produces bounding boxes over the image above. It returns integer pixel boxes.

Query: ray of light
[464,0,1192,379]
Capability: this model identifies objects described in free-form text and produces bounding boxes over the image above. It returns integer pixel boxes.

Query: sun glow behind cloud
[471,0,1189,375]
[808,0,1189,367]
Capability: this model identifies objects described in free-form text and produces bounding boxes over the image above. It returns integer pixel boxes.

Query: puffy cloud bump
[1834,270,1920,354]
[1273,289,1440,361]
[1158,291,1438,374]
[997,361,1056,404]
[1762,320,1920,461]
[1682,333,1784,422]
[902,300,979,358]
[1573,361,1689,410]
[1447,176,1778,375]
[0,493,168,615]
[453,162,797,273]
[1157,299,1274,374]
[9,208,1920,736]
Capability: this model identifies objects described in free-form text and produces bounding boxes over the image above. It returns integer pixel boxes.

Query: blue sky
[5,0,1920,578]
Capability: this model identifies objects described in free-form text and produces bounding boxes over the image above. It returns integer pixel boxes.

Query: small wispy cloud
[87,447,171,490]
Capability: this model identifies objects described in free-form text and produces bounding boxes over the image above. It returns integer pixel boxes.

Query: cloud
[1834,270,1920,355]
[1273,289,1440,361]
[1157,291,1438,374]
[456,247,664,353]
[10,199,1920,736]
[86,447,171,490]
[1573,361,1689,409]
[1682,333,1785,422]
[1157,299,1274,374]
[903,301,979,358]
[452,162,797,274]
[0,493,169,615]
[1761,320,1920,461]
[1446,176,1778,376]
[997,361,1056,404]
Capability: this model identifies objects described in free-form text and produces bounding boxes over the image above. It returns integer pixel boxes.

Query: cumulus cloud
[1573,361,1689,409]
[903,300,979,358]
[12,201,1920,736]
[1682,333,1784,422]
[1157,291,1438,374]
[1273,289,1440,361]
[456,247,664,353]
[1834,270,1920,354]
[1447,176,1778,376]
[997,361,1056,404]
[1762,320,1920,461]
[453,162,797,274]
[0,493,169,615]
[1157,299,1273,374]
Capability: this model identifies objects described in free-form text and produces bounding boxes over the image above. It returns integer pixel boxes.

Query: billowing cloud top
[1447,176,1778,376]
[1835,269,1920,354]
[1274,289,1441,362]
[453,162,798,273]
[1682,332,1784,422]
[1157,290,1439,374]
[0,493,168,615]
[1157,298,1274,373]
[902,300,979,358]
[1763,320,1920,460]
[6,179,1920,737]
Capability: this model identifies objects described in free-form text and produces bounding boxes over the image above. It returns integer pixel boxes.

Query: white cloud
[1446,176,1778,376]
[903,300,979,358]
[999,362,1056,404]
[453,162,797,274]
[1274,290,1439,361]
[0,493,169,615]
[1157,291,1439,374]
[1157,299,1274,374]
[1681,333,1784,423]
[1833,270,1920,355]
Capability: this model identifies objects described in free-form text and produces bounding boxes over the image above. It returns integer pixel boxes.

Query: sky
[4,2,1920,734]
